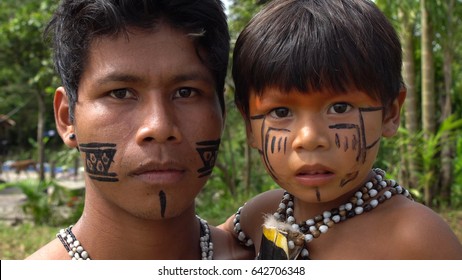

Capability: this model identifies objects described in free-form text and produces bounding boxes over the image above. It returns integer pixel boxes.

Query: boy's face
[55,24,223,220]
[246,87,401,204]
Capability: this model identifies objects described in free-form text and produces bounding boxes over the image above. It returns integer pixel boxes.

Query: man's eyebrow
[96,73,143,85]
[170,72,214,84]
[94,70,214,86]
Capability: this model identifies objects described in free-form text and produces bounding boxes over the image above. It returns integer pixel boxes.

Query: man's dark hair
[45,0,230,122]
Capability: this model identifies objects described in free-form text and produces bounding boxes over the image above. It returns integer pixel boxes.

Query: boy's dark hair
[232,0,403,119]
[45,0,230,122]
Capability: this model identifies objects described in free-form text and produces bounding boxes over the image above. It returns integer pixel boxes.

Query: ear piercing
[69,133,76,140]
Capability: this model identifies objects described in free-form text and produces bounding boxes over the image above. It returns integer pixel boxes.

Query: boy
[28,0,252,260]
[224,0,462,259]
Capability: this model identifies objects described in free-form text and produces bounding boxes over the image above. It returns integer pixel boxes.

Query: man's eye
[329,103,352,114]
[174,88,197,98]
[269,107,292,118]
[109,89,135,99]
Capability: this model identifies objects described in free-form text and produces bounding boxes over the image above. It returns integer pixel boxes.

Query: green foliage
[0,179,84,226]
[381,115,462,206]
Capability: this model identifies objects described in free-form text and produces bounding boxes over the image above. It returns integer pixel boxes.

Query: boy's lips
[294,164,335,187]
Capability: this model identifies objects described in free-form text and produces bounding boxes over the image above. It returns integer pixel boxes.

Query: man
[27,0,251,260]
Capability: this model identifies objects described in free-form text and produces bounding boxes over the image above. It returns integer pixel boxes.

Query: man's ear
[382,88,406,138]
[54,87,78,148]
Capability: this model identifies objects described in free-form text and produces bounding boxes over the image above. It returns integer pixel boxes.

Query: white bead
[68,251,74,257]
[291,224,300,230]
[369,189,378,197]
[323,211,331,219]
[355,191,362,198]
[365,182,373,189]
[384,190,392,199]
[287,201,294,207]
[354,207,363,215]
[76,246,83,253]
[323,218,331,224]
[345,203,353,211]
[234,222,241,231]
[301,248,309,258]
[306,219,315,226]
[370,199,379,208]
[304,234,314,242]
[73,240,80,247]
[81,251,89,259]
[357,198,364,206]
[339,204,346,211]
[332,215,341,223]
[279,203,286,209]
[380,181,387,187]
[245,239,254,246]
[238,231,246,241]
[389,179,396,186]
[319,225,328,233]
[283,193,291,200]
[396,185,403,193]
[376,174,383,181]
[287,216,296,223]
[288,240,295,249]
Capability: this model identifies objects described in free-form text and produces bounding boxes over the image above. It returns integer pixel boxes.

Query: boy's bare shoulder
[210,226,255,259]
[26,238,68,260]
[379,196,462,259]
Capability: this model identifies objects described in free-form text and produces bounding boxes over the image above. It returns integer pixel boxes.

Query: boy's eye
[174,87,198,98]
[328,103,352,114]
[269,107,292,118]
[109,89,136,99]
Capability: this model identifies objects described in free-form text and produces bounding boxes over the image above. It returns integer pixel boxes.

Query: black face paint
[329,106,383,164]
[340,171,359,188]
[79,143,118,182]
[251,114,291,184]
[196,139,221,178]
[159,190,166,218]
[316,187,321,202]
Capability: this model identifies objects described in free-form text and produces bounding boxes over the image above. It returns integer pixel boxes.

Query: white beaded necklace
[57,215,213,260]
[233,168,413,259]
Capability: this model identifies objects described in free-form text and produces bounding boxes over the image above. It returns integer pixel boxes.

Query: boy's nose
[291,118,330,152]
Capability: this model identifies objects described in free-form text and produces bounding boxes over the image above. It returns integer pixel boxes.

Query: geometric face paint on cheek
[79,142,118,182]
[196,139,221,178]
[328,106,383,188]
[251,114,290,183]
[328,106,383,164]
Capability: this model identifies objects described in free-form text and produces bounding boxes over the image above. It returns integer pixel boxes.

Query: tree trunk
[421,0,436,206]
[399,7,419,190]
[37,91,46,182]
[439,0,455,207]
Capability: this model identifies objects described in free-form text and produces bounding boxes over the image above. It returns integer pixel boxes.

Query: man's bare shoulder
[26,238,68,260]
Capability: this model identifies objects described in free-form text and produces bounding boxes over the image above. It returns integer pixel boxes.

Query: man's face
[71,24,223,219]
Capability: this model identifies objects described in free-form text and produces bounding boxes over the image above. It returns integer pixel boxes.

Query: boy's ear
[382,88,406,138]
[54,87,78,148]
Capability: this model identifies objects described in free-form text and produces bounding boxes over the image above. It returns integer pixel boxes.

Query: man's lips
[129,162,186,184]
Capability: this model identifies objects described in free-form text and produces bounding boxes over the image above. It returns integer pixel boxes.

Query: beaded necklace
[57,215,213,260]
[233,168,413,259]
